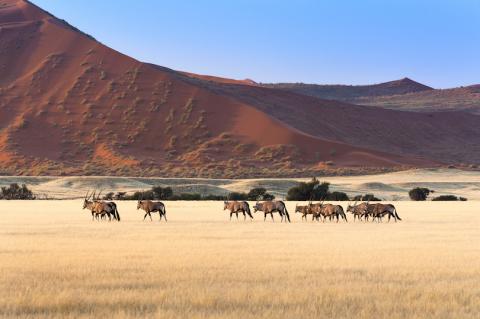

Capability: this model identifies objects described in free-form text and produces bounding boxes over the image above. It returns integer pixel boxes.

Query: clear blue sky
[32,0,479,88]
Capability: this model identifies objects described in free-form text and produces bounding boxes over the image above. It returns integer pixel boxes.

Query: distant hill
[350,85,480,114]
[263,79,480,114]
[262,78,433,101]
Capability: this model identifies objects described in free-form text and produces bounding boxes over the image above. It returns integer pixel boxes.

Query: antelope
[368,203,402,222]
[82,190,120,221]
[317,203,338,222]
[137,200,167,222]
[253,201,290,223]
[306,202,323,221]
[295,204,311,221]
[223,201,253,221]
[346,201,369,222]
[333,205,348,222]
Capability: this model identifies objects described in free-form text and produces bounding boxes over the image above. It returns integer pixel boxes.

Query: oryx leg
[388,211,395,222]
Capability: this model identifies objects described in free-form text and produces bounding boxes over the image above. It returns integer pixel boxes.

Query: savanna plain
[0,200,479,319]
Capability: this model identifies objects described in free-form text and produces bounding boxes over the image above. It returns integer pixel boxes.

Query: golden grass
[0,201,479,318]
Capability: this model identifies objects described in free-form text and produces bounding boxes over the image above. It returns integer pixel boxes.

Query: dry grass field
[0,200,479,318]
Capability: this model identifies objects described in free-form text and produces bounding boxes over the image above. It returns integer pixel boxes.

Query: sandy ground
[1,168,479,200]
[0,200,479,318]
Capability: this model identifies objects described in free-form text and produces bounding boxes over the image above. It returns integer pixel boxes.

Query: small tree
[227,192,248,200]
[103,192,114,200]
[152,186,173,200]
[353,194,381,201]
[114,192,127,200]
[409,188,433,201]
[327,191,349,201]
[286,178,329,201]
[0,183,35,200]
[247,187,275,201]
[432,195,466,201]
[362,194,381,201]
[263,193,275,201]
[128,191,154,200]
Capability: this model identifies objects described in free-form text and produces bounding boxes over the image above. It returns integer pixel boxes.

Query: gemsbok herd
[82,191,402,223]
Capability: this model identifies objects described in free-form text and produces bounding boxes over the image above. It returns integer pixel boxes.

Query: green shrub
[409,187,433,201]
[432,195,467,201]
[353,194,381,201]
[102,192,114,200]
[247,187,275,201]
[151,186,173,200]
[286,178,329,201]
[227,192,248,200]
[327,191,349,201]
[0,183,35,200]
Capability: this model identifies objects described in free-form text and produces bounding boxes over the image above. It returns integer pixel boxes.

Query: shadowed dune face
[195,80,480,165]
[1,0,478,178]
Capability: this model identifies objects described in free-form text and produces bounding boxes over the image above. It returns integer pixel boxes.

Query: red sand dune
[1,0,473,177]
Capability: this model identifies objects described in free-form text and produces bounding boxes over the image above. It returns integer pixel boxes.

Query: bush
[103,192,114,200]
[246,187,275,201]
[327,191,349,201]
[286,178,352,201]
[262,193,276,201]
[286,178,329,201]
[409,188,433,201]
[126,191,154,200]
[0,183,35,200]
[114,192,127,200]
[227,192,248,200]
[353,194,381,201]
[151,186,173,200]
[432,195,467,201]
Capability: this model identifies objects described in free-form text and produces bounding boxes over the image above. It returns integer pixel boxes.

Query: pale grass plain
[0,200,479,319]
